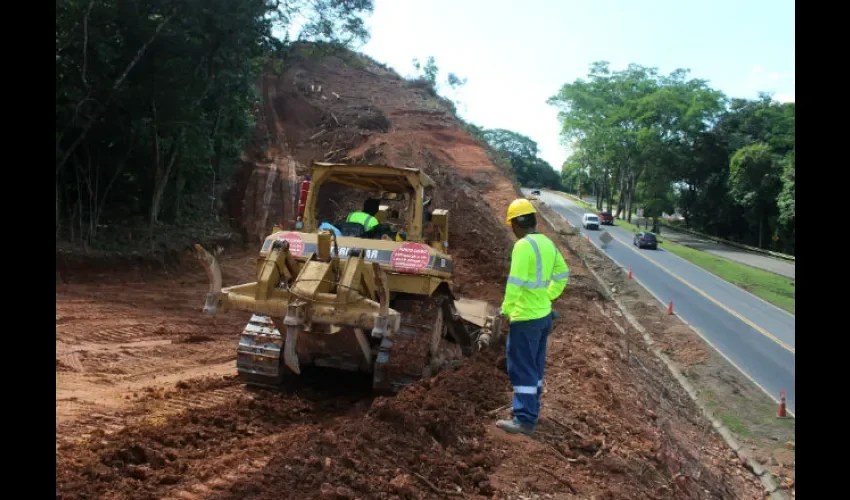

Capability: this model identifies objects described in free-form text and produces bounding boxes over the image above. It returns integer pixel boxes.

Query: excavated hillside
[56,48,764,499]
[227,51,517,299]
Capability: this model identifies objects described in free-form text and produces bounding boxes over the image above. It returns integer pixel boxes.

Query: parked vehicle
[633,231,658,250]
[598,211,614,225]
[531,190,541,195]
[582,213,600,230]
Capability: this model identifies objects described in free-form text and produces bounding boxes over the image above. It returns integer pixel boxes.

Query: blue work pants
[506,314,553,426]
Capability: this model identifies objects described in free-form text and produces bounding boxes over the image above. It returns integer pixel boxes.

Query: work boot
[495,418,535,436]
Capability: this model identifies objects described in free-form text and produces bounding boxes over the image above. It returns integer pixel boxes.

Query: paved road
[658,230,795,279]
[528,189,796,414]
[567,194,795,279]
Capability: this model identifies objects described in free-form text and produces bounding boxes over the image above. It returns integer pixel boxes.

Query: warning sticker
[390,243,432,273]
[276,232,305,256]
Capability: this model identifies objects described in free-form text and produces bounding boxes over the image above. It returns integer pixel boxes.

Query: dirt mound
[56,356,507,500]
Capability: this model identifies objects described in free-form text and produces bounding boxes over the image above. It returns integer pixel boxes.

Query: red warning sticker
[390,243,432,273]
[276,232,304,256]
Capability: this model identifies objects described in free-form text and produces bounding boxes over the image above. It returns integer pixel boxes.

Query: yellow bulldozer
[195,162,502,393]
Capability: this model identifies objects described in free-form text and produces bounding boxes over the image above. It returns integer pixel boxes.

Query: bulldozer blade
[194,244,224,315]
[193,244,223,295]
[284,325,301,374]
[454,297,496,327]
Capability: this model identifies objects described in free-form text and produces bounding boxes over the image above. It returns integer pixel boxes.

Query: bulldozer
[194,162,502,393]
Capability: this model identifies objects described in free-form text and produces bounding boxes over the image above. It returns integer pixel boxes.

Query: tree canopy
[479,129,562,189]
[549,62,795,254]
[56,0,374,245]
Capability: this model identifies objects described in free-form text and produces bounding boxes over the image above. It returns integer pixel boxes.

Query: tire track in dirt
[58,323,163,344]
[57,377,244,447]
[56,361,238,425]
[56,255,254,439]
[158,434,287,500]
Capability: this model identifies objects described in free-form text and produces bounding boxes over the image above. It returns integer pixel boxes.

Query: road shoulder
[533,199,796,498]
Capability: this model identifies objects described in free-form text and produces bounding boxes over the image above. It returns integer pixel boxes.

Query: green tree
[776,149,795,251]
[447,72,468,88]
[480,129,562,189]
[56,0,373,244]
[549,62,724,221]
[412,56,438,87]
[560,153,591,195]
[728,142,782,248]
[551,62,794,253]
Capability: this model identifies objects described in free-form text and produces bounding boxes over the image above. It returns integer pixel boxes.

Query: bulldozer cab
[302,162,447,252]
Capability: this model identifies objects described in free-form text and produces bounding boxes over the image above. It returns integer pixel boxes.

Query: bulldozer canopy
[311,162,434,193]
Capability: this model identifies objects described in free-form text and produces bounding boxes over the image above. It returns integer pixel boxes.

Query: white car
[582,213,600,230]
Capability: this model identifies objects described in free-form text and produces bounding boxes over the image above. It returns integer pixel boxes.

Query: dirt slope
[56,48,763,499]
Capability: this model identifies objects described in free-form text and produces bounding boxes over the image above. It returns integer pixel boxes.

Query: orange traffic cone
[777,390,787,418]
[667,299,674,315]
[586,234,590,242]
[628,266,632,279]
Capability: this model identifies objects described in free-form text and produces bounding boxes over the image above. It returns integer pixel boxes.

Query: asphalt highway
[527,189,796,414]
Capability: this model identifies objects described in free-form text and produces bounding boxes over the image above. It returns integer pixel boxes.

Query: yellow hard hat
[505,198,537,225]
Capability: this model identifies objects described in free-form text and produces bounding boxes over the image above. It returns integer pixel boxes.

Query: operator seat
[336,222,367,238]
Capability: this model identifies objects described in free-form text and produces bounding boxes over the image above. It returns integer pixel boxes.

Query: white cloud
[741,64,794,100]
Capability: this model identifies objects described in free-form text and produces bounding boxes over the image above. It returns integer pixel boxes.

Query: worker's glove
[551,310,561,321]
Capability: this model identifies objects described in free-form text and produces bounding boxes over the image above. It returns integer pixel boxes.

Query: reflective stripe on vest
[553,271,570,281]
[347,212,376,229]
[506,235,555,289]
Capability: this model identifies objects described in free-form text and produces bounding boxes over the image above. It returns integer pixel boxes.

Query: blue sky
[358,0,795,170]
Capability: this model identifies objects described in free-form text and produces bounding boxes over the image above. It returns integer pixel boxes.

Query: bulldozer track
[236,295,463,392]
[236,315,286,387]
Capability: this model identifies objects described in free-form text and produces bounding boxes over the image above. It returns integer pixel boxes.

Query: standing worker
[497,198,569,435]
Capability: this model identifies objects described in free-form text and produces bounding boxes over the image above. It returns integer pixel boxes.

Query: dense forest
[550,62,795,254]
[464,125,563,190]
[56,0,374,246]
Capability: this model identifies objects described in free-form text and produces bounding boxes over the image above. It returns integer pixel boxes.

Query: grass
[563,194,597,212]
[658,243,795,314]
[549,190,796,315]
[700,385,795,441]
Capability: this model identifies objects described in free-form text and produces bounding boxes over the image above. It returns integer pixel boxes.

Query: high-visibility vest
[501,233,569,322]
[346,211,378,231]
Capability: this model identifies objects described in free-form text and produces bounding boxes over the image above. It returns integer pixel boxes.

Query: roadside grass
[550,190,796,315]
[698,383,795,441]
[563,194,597,212]
[658,243,795,314]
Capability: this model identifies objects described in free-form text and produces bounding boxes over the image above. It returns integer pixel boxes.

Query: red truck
[598,211,614,225]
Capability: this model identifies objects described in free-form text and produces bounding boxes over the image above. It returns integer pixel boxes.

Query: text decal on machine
[276,233,305,256]
[390,243,432,273]
[335,247,379,259]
